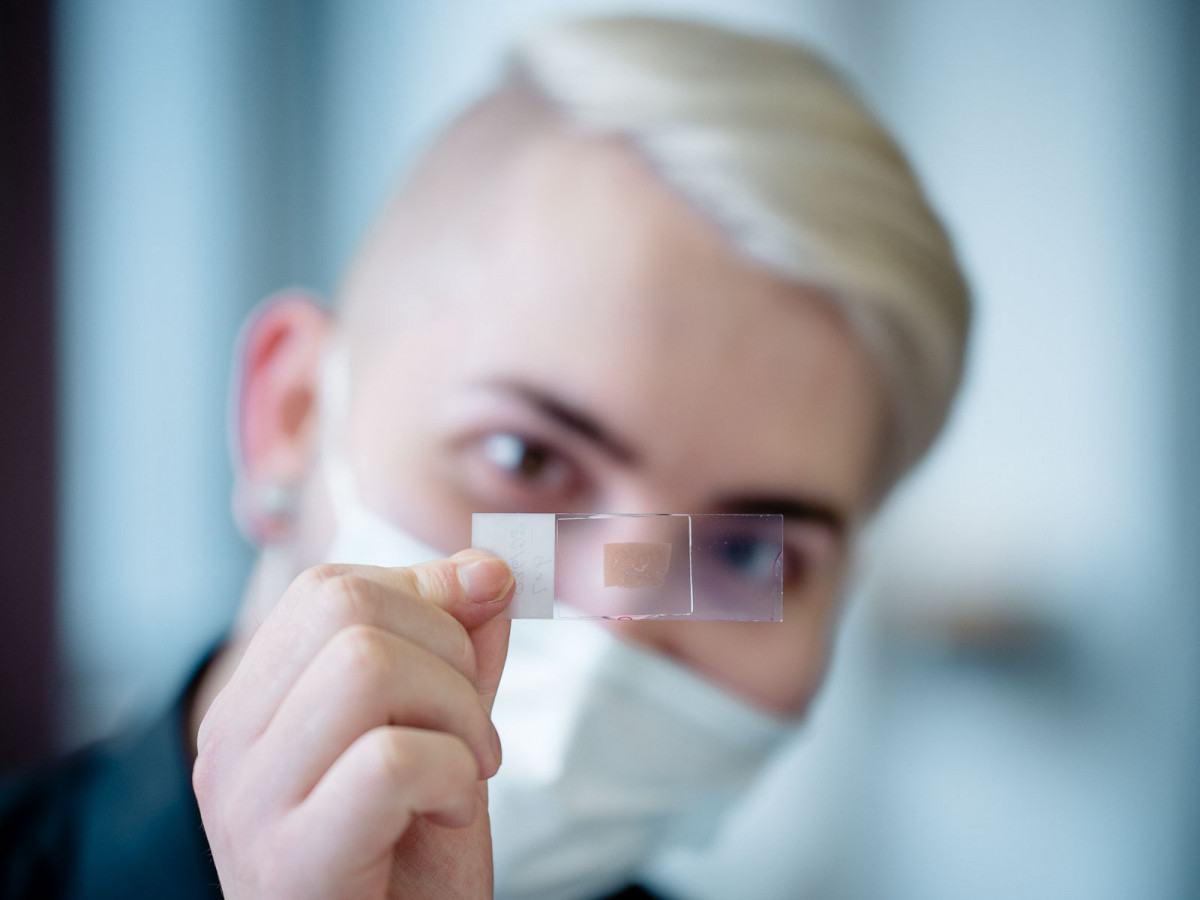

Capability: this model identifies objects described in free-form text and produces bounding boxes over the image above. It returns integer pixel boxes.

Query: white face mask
[321,448,445,568]
[317,342,445,568]
[317,344,791,899]
[489,622,790,900]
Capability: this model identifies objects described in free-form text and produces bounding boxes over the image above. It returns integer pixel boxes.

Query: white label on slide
[471,513,556,619]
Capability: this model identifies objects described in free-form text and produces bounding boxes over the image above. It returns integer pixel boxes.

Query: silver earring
[258,481,298,520]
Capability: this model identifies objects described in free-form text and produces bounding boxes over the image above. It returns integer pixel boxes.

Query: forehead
[354,126,882,517]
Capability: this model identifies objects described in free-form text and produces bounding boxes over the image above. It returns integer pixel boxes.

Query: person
[0,14,969,900]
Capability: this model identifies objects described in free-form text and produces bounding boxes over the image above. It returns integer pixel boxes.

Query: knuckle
[370,730,421,787]
[387,564,420,596]
[316,572,378,630]
[409,560,465,606]
[282,563,353,615]
[329,623,391,685]
[291,562,353,596]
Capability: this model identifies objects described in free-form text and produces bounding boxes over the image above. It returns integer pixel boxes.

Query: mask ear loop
[314,341,449,568]
[317,338,366,525]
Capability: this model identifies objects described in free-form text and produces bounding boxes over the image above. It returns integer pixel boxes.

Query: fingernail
[457,555,514,603]
[490,721,503,772]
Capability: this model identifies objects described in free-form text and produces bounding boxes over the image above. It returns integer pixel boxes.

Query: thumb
[389,550,515,631]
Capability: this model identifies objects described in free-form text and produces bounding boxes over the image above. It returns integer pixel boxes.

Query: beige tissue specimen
[603,542,673,588]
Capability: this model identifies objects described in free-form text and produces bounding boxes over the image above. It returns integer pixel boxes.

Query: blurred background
[1,1,1196,898]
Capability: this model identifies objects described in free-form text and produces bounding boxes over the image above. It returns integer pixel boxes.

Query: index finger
[394,552,514,716]
[198,552,514,756]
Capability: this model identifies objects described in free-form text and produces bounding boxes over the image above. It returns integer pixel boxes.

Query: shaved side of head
[335,82,565,341]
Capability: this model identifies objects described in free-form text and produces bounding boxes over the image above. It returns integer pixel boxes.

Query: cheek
[339,339,480,553]
[734,610,836,718]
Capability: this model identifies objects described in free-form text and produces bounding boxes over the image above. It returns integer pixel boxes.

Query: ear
[230,290,331,542]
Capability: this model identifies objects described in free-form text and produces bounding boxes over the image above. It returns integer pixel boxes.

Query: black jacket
[0,654,668,900]
[0,661,221,899]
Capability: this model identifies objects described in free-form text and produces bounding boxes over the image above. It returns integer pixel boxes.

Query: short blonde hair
[509,15,971,500]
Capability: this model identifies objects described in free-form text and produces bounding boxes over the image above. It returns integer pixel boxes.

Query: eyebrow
[484,379,848,536]
[484,379,640,465]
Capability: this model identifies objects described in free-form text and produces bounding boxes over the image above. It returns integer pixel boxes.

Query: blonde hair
[509,15,971,499]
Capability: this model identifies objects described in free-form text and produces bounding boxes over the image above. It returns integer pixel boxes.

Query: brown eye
[458,431,583,510]
[482,433,558,482]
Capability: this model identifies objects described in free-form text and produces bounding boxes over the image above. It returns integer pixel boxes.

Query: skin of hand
[192,552,515,900]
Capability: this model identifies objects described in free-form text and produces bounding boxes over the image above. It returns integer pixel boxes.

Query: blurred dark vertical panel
[0,0,57,769]
[1176,1,1195,900]
[1176,1,1200,897]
